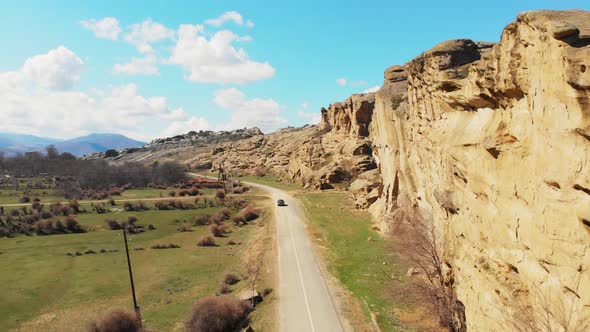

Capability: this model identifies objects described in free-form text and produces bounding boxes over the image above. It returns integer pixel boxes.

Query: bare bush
[391,206,466,331]
[500,286,590,332]
[88,309,142,332]
[151,243,181,249]
[223,272,241,285]
[197,235,216,247]
[215,189,226,201]
[210,225,224,237]
[194,214,211,226]
[185,296,252,332]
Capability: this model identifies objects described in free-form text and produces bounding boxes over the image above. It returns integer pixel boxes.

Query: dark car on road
[277,199,286,206]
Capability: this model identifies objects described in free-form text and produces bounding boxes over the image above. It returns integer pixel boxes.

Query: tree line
[0,146,186,194]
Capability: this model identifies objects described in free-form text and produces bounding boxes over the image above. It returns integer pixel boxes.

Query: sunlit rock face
[364,10,590,331]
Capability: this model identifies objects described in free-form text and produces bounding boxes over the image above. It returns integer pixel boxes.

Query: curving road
[245,181,344,332]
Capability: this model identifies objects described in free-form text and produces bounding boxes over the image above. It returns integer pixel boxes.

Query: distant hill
[0,133,145,157]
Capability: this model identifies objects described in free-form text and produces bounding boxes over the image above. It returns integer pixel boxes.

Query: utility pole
[122,225,142,326]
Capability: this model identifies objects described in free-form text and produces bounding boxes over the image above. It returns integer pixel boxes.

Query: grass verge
[298,191,408,332]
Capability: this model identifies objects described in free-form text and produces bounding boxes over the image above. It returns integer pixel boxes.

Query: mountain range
[0,133,146,157]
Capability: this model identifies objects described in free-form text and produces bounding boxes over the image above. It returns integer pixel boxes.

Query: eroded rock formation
[93,9,590,331]
[366,9,590,331]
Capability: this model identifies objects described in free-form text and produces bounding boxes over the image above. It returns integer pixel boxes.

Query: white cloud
[336,78,367,87]
[246,20,255,28]
[168,25,274,84]
[162,116,210,137]
[0,63,193,141]
[213,88,287,133]
[113,54,159,76]
[80,17,121,40]
[363,85,381,93]
[125,19,175,53]
[205,11,244,27]
[297,101,321,124]
[21,46,84,90]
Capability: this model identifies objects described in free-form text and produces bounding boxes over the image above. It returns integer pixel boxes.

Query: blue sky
[1,0,589,141]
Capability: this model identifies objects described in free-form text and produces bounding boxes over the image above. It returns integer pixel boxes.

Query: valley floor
[0,190,276,331]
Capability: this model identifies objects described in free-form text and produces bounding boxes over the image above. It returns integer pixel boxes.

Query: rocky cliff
[93,9,590,331]
[364,9,589,331]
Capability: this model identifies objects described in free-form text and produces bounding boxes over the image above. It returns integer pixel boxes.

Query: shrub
[100,249,108,253]
[33,197,41,202]
[108,199,116,206]
[88,309,142,332]
[169,190,176,197]
[68,200,80,213]
[220,208,231,219]
[185,296,252,332]
[151,243,181,249]
[211,213,225,225]
[147,224,156,230]
[85,249,96,254]
[242,205,260,222]
[127,216,138,225]
[94,203,107,214]
[215,189,226,201]
[227,239,237,245]
[177,224,191,232]
[106,219,122,230]
[210,225,224,237]
[32,201,43,211]
[223,273,241,285]
[65,216,83,233]
[190,188,200,196]
[19,195,31,203]
[197,235,216,247]
[218,283,231,295]
[40,211,53,219]
[194,214,211,226]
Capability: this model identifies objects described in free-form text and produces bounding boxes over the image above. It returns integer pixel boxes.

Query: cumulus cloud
[213,88,287,133]
[80,17,122,40]
[336,78,348,86]
[113,54,159,75]
[363,85,381,93]
[336,78,367,87]
[205,11,244,27]
[125,19,175,53]
[168,25,274,84]
[0,47,196,141]
[162,116,210,137]
[246,20,255,28]
[297,101,321,124]
[21,46,84,90]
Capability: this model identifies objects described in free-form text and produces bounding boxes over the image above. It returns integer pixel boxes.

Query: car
[277,199,286,206]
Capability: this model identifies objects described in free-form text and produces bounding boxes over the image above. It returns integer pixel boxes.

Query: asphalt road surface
[245,181,344,332]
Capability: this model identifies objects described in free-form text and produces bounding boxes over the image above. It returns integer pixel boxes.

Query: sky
[0,0,589,142]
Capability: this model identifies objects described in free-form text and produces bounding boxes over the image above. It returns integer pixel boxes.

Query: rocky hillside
[93,10,590,331]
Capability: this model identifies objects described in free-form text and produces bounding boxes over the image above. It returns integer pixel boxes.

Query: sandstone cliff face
[365,10,590,331]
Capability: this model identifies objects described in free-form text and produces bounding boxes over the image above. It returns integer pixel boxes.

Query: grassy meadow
[0,189,276,332]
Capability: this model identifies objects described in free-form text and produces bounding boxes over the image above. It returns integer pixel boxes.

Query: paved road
[245,181,344,332]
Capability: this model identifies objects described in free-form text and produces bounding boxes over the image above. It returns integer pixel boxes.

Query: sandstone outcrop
[367,9,590,331]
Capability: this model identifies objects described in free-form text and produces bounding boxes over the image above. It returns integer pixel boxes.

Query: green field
[298,192,407,331]
[0,190,275,332]
[0,189,63,205]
